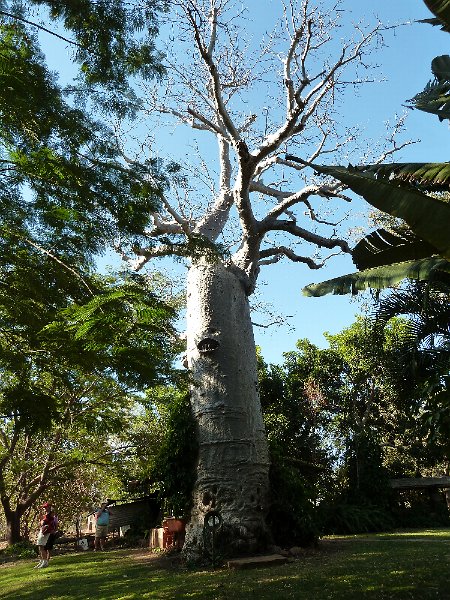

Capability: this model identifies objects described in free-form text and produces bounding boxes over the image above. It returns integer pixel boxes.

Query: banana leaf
[431,54,450,80]
[353,228,437,270]
[311,163,450,260]
[409,55,450,119]
[303,257,450,297]
[423,0,450,31]
[351,161,450,190]
[419,18,447,28]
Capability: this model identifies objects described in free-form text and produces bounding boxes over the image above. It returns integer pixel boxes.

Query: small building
[87,496,161,536]
[390,476,450,516]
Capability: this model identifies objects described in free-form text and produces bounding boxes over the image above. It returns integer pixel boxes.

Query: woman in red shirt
[35,502,57,569]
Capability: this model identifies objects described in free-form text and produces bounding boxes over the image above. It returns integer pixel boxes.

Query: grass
[0,529,449,599]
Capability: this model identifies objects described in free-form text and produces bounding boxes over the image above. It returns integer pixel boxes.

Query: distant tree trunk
[1,486,33,545]
[3,506,23,545]
[183,259,270,560]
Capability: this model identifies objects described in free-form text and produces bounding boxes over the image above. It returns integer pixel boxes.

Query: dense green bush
[151,393,198,519]
[390,488,450,529]
[0,540,36,559]
[267,459,320,547]
[320,502,395,535]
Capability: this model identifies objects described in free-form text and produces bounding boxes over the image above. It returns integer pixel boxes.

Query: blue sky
[249,0,449,363]
[40,1,449,365]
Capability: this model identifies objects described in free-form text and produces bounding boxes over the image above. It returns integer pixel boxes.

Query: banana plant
[423,0,450,30]
[300,0,450,297]
[409,54,450,119]
[301,162,450,296]
[294,159,450,296]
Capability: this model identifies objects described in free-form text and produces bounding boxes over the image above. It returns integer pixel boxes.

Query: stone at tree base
[226,554,289,569]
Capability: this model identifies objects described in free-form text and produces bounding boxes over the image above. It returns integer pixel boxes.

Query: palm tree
[373,279,450,461]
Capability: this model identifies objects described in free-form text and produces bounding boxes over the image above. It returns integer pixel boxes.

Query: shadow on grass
[0,531,449,600]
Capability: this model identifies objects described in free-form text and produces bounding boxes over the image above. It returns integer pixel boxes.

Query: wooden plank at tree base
[390,477,450,489]
[227,554,289,569]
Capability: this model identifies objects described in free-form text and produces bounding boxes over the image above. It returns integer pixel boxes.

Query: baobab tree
[126,0,408,559]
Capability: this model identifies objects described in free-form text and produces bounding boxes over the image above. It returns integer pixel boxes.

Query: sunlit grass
[0,528,449,599]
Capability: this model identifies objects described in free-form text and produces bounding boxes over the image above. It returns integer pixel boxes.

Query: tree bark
[183,259,270,560]
[4,507,22,545]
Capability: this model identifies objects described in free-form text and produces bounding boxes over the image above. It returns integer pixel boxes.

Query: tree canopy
[0,1,186,544]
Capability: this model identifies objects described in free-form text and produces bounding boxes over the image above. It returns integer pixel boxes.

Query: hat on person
[41,502,51,508]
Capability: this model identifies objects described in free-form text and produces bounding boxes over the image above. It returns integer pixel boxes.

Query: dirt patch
[128,544,338,572]
[0,559,20,569]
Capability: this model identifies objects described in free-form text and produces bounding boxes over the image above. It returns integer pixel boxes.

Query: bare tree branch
[185,3,242,146]
[262,218,351,253]
[259,246,324,269]
[128,1,409,286]
[187,107,228,136]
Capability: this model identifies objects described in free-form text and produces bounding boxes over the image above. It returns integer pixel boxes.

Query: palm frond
[375,281,450,346]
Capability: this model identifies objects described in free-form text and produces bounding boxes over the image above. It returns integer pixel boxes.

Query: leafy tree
[320,314,450,531]
[257,345,341,546]
[375,280,450,465]
[0,9,167,265]
[0,1,183,545]
[0,269,182,544]
[256,312,449,535]
[326,318,414,487]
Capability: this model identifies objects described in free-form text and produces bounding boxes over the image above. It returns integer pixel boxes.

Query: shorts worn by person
[94,502,112,551]
[35,502,58,569]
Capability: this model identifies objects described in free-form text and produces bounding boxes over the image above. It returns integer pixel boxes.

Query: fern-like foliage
[41,276,183,389]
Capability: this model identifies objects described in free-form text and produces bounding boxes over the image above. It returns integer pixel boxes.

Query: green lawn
[1,529,449,599]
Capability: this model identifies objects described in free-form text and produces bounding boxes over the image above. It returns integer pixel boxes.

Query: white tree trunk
[183,259,270,560]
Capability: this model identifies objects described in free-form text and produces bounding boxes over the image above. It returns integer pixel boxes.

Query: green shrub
[151,393,198,519]
[393,507,450,529]
[320,502,395,535]
[1,540,36,559]
[267,460,319,547]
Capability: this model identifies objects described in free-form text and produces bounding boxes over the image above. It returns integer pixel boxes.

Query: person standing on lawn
[35,502,58,569]
[44,508,59,564]
[94,502,112,551]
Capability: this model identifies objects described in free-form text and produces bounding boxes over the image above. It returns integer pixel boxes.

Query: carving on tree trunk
[197,336,220,354]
